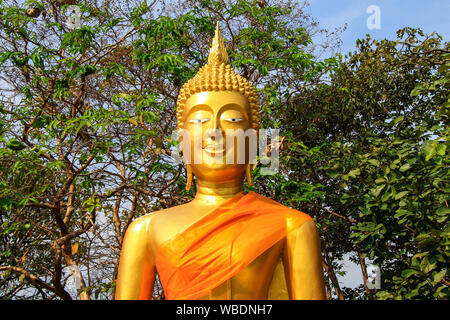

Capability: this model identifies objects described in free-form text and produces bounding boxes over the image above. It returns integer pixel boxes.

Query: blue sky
[307,0,450,56]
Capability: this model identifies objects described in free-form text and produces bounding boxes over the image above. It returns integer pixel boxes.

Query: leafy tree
[271,27,449,299]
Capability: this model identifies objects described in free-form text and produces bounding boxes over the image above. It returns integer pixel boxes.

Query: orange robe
[155,191,313,300]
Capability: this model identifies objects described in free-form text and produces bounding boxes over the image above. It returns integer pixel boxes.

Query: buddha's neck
[194,180,244,206]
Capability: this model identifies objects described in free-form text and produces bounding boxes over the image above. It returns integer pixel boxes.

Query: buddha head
[176,22,260,190]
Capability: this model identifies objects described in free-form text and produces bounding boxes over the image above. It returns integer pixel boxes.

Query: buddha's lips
[203,143,226,155]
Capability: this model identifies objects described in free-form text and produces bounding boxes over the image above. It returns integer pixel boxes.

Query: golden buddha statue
[115,23,326,300]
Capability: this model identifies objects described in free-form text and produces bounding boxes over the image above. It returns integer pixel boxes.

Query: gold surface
[114,23,326,300]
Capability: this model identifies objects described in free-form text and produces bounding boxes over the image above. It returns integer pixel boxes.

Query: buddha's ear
[250,127,258,172]
[246,163,253,186]
[178,134,183,156]
[186,164,193,191]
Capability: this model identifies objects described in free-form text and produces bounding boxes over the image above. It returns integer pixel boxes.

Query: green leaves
[53,78,70,99]
[394,191,408,200]
[399,163,411,172]
[422,140,438,161]
[420,256,437,273]
[436,207,450,219]
[433,270,446,283]
[415,234,437,247]
[6,139,26,151]
[79,65,96,77]
[376,291,394,300]
[371,184,385,197]
[402,269,420,279]
[281,26,449,300]
[348,168,361,178]
[61,26,95,55]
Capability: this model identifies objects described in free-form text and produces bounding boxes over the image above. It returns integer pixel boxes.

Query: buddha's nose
[203,128,224,147]
[203,114,224,143]
[212,113,222,131]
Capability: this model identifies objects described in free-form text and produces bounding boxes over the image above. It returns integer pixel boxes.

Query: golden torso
[115,186,326,300]
[148,200,285,300]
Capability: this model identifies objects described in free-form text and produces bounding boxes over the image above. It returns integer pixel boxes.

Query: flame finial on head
[208,22,229,65]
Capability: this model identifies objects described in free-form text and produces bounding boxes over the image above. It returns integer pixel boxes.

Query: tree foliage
[271,27,449,299]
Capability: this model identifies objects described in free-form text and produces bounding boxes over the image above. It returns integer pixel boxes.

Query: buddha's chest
[150,204,291,300]
[199,240,285,300]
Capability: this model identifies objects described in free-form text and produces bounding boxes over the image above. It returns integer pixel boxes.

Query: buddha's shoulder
[129,202,192,229]
[250,192,313,221]
[271,200,314,231]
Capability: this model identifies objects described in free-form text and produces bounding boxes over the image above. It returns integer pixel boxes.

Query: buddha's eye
[188,118,209,124]
[224,118,243,123]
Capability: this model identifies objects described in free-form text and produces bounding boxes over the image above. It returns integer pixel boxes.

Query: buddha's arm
[115,218,155,300]
[283,220,326,300]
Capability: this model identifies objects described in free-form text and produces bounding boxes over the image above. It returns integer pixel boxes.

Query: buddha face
[181,91,253,184]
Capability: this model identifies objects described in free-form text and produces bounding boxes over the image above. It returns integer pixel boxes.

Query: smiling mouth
[203,144,226,156]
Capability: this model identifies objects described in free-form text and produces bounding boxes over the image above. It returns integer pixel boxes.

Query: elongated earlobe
[186,165,193,191]
[246,163,253,186]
